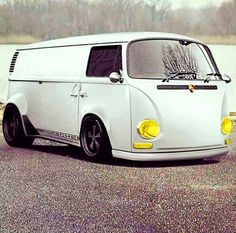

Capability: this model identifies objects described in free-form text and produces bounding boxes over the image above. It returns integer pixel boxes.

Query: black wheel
[2,105,34,147]
[80,116,111,160]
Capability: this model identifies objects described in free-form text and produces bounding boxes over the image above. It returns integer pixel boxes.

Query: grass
[189,35,236,45]
[0,35,39,44]
[0,34,236,45]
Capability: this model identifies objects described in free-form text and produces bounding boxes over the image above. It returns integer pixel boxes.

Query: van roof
[19,32,201,50]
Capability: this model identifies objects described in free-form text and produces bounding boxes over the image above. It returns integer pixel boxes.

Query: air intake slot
[9,51,19,73]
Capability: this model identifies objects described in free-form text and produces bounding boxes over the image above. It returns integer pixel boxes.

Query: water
[0,44,236,111]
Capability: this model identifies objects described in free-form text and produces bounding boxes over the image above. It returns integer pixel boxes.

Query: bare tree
[0,0,236,41]
[147,0,171,30]
[217,0,236,35]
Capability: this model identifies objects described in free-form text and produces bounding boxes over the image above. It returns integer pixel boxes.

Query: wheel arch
[3,102,28,136]
[6,93,28,115]
[2,102,34,147]
[80,113,112,147]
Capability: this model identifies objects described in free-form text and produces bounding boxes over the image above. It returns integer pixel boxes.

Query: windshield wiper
[204,73,222,83]
[162,72,197,82]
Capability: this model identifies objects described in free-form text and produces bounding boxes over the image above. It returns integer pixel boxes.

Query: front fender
[79,107,111,139]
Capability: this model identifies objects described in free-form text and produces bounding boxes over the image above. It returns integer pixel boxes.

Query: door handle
[80,92,88,98]
[71,84,78,98]
[71,94,78,98]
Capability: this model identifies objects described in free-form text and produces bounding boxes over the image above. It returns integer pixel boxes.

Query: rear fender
[6,93,28,115]
[5,94,29,135]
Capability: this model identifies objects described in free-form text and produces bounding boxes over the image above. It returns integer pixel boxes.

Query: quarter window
[86,45,122,77]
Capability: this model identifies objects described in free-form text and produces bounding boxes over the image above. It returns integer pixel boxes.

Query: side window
[86,45,122,77]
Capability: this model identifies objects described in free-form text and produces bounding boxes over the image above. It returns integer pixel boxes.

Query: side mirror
[109,72,124,83]
[222,74,231,83]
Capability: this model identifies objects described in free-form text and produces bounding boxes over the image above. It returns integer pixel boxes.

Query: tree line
[0,0,235,40]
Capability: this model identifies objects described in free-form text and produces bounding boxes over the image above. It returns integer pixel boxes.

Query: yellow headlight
[137,120,160,139]
[221,117,232,135]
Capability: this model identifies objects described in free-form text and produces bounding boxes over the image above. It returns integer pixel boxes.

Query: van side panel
[12,46,84,79]
[77,44,131,152]
[8,46,87,137]
[79,80,131,152]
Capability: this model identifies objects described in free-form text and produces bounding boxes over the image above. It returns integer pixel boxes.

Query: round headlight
[221,117,232,135]
[137,120,160,139]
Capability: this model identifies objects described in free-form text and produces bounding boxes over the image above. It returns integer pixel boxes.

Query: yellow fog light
[225,138,231,145]
[133,142,153,149]
[221,117,232,135]
[137,120,160,139]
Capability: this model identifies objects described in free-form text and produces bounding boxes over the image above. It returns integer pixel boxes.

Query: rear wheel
[2,105,34,147]
[80,116,111,160]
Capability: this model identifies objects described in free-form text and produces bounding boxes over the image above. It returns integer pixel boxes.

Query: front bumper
[112,145,230,161]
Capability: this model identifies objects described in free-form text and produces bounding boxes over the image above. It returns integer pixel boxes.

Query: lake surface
[0,44,236,111]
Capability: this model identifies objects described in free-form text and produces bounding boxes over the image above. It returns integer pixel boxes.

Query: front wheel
[80,116,111,160]
[2,105,34,147]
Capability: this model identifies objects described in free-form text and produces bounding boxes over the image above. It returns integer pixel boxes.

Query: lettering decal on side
[37,129,79,143]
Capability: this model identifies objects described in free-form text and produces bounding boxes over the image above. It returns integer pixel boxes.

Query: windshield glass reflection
[128,40,217,80]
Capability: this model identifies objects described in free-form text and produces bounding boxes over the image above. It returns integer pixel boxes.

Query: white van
[2,32,232,161]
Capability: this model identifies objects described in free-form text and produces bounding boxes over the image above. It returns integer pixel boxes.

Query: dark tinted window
[86,45,122,77]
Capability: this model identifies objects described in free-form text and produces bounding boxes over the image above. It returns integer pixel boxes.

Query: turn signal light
[133,142,153,149]
[225,138,231,145]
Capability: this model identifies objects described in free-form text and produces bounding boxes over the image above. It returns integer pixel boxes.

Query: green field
[0,35,39,44]
[194,35,236,45]
[1,34,236,45]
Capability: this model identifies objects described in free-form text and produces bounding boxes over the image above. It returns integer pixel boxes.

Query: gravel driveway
[0,132,235,233]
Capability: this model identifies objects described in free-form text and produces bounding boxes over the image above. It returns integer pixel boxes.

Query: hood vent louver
[9,51,19,73]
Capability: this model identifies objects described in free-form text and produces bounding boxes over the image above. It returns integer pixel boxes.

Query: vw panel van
[2,32,232,161]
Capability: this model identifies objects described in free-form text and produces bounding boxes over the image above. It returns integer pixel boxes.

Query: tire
[80,116,111,160]
[2,105,34,147]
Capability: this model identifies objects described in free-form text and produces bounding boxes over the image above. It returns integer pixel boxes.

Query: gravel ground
[0,128,235,232]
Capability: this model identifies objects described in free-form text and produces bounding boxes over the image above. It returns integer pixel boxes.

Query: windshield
[128,40,219,80]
